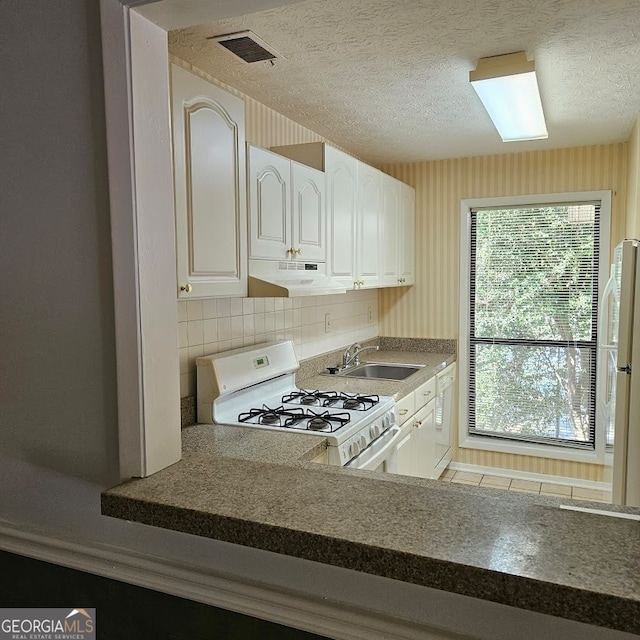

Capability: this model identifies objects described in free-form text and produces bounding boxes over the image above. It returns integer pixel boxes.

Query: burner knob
[369,424,379,439]
[349,442,359,457]
[359,435,367,450]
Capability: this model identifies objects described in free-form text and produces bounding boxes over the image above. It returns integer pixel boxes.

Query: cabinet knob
[414,420,422,428]
[295,248,302,255]
[180,284,193,293]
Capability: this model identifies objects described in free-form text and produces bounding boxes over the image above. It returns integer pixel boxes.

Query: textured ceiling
[168,0,640,164]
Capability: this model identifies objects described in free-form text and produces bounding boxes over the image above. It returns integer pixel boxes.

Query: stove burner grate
[281,390,337,406]
[284,409,351,432]
[308,417,330,430]
[238,405,305,427]
[323,392,380,411]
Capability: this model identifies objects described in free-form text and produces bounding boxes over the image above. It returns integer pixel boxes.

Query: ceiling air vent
[208,31,284,64]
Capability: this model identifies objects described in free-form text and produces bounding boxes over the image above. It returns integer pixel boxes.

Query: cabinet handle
[399,409,409,416]
[424,391,432,397]
[180,284,192,293]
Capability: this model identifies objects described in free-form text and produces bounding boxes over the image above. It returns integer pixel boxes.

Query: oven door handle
[345,425,401,471]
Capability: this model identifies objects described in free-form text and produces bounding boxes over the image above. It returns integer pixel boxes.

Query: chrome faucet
[342,342,379,369]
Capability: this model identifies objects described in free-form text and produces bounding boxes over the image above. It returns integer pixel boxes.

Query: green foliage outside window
[471,206,597,444]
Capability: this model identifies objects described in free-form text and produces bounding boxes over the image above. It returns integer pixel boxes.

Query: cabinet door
[291,161,325,262]
[395,426,415,477]
[412,400,436,479]
[398,182,415,286]
[325,147,357,285]
[357,164,382,288]
[171,65,247,298]
[381,175,400,286]
[248,145,291,260]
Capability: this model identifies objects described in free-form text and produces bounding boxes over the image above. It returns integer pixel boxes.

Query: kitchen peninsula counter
[102,347,640,635]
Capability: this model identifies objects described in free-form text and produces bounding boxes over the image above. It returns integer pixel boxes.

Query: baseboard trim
[0,522,462,640]
[447,462,611,491]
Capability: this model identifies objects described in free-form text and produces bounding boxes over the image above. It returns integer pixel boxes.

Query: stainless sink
[336,362,425,380]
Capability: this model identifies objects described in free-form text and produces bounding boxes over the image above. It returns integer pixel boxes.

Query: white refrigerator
[599,238,640,506]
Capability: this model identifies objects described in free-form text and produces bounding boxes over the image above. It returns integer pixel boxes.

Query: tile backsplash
[178,289,378,397]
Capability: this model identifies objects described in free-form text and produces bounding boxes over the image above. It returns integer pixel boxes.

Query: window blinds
[468,203,600,448]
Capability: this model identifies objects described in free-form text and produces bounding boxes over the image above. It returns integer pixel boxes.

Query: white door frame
[100,0,182,477]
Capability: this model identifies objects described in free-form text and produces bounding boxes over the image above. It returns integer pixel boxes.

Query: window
[459,192,611,457]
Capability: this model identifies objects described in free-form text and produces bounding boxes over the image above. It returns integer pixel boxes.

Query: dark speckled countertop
[102,344,640,635]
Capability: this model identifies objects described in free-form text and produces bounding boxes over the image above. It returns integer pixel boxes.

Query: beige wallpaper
[626,117,640,239]
[378,144,628,340]
[455,449,607,482]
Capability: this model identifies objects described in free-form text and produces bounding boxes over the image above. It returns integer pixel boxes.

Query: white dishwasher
[434,363,456,475]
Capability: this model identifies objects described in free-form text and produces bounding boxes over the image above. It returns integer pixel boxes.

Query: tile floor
[440,469,612,503]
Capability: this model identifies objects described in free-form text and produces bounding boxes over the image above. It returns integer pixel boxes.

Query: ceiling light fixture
[469,51,548,142]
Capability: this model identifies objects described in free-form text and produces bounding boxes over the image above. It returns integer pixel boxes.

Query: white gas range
[196,341,400,470]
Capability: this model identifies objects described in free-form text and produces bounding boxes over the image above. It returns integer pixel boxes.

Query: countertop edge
[100,490,640,634]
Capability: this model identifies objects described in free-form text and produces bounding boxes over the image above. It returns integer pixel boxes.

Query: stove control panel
[253,355,270,369]
[338,409,396,465]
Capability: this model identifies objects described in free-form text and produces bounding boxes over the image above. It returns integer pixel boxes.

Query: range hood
[248,260,347,297]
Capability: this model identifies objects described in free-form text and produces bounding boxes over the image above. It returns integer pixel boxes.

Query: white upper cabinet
[270,141,415,290]
[357,163,382,288]
[171,65,247,298]
[381,175,415,287]
[325,145,358,281]
[248,145,325,261]
[291,161,325,261]
[398,182,416,286]
[380,174,400,286]
[248,145,291,260]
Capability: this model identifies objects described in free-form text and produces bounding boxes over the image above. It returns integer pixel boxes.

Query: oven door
[345,426,401,473]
